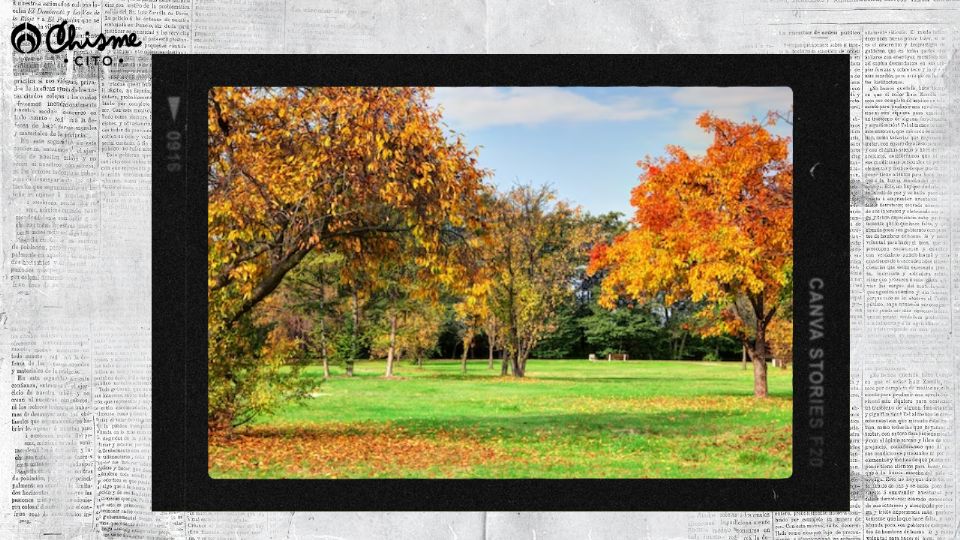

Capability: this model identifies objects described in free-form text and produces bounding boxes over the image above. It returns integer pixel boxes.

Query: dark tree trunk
[744,293,773,398]
[226,245,312,326]
[751,326,769,398]
[511,353,525,378]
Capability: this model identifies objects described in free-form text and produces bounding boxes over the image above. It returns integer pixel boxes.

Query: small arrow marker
[168,96,181,121]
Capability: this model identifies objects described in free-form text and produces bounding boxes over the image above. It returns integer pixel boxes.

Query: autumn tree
[486,185,596,377]
[207,86,489,430]
[589,113,792,397]
[453,279,492,373]
[395,303,446,366]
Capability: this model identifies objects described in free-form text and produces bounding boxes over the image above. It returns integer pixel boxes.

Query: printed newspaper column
[860,25,954,540]
[2,5,102,535]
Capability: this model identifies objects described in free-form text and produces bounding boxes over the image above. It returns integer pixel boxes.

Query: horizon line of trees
[268,209,750,368]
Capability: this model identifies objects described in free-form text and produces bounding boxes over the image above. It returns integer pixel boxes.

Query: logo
[11,22,40,54]
[10,20,141,67]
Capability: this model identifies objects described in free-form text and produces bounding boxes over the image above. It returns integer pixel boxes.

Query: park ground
[208,360,792,479]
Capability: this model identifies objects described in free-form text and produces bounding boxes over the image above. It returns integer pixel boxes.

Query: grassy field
[209,359,792,479]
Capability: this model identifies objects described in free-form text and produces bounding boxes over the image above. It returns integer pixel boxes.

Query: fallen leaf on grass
[209,422,505,478]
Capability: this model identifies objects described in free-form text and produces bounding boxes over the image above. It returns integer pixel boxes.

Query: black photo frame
[153,54,850,511]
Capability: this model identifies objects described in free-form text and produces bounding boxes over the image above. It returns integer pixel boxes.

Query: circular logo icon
[11,22,41,54]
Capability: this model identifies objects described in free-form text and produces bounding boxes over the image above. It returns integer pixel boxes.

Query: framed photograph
[153,54,849,511]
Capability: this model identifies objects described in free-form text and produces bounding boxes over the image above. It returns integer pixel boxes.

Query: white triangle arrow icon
[168,96,181,121]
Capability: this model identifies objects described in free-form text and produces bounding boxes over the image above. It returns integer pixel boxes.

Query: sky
[430,87,792,217]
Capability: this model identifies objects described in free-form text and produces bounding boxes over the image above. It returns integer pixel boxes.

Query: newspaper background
[0,0,955,538]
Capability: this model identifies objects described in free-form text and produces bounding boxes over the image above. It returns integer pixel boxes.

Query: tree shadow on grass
[319,373,793,401]
[384,409,763,440]
[241,410,746,442]
[371,372,790,386]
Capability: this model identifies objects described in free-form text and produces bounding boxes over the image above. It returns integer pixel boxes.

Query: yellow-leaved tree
[485,185,596,378]
[208,87,489,431]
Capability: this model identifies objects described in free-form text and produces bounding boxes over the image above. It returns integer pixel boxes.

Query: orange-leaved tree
[588,113,792,397]
[208,87,489,430]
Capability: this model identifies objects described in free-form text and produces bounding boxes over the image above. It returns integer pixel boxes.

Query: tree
[279,251,346,379]
[396,303,446,366]
[207,293,315,433]
[486,185,595,377]
[482,316,501,369]
[365,258,427,378]
[530,301,583,359]
[453,270,494,373]
[589,113,792,397]
[579,303,662,359]
[207,86,489,430]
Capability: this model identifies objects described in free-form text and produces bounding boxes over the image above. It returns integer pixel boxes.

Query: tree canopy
[588,113,792,397]
[207,87,490,429]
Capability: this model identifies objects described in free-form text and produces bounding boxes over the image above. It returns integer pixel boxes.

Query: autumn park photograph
[207,86,794,479]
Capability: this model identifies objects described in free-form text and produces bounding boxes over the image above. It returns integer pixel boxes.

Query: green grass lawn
[209,359,792,479]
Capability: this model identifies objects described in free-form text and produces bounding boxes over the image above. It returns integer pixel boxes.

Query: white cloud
[669,87,793,124]
[670,87,793,111]
[432,87,668,130]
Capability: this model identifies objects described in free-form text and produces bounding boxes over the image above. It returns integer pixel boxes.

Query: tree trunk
[677,332,687,360]
[744,293,773,397]
[511,353,525,378]
[318,318,330,379]
[346,290,360,377]
[751,326,769,398]
[226,245,312,326]
[385,313,397,378]
[488,335,495,369]
[500,348,510,376]
[741,345,747,371]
